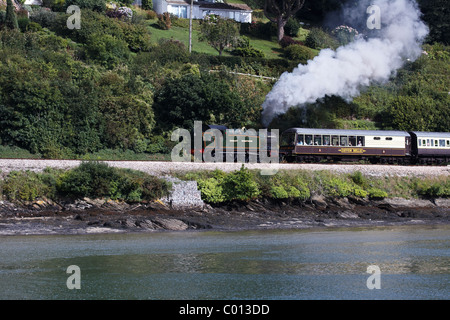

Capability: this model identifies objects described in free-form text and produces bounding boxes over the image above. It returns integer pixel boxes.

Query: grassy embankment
[0,162,448,206]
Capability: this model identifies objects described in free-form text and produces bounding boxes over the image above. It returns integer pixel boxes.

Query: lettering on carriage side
[339,148,366,154]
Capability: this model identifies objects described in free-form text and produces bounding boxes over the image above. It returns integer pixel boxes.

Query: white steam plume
[261,0,429,127]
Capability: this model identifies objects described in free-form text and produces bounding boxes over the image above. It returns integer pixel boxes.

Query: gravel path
[0,159,448,177]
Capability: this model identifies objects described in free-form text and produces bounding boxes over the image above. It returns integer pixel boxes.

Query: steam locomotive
[279,128,450,165]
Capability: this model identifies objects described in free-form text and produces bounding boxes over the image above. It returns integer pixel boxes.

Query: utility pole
[189,0,193,53]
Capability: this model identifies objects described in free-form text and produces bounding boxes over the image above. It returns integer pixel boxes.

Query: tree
[199,14,239,56]
[417,0,450,45]
[153,73,246,131]
[264,0,306,42]
[5,0,19,30]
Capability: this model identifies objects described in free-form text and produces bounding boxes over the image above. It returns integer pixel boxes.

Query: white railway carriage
[410,131,450,164]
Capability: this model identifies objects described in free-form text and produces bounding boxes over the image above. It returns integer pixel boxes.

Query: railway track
[0,158,448,177]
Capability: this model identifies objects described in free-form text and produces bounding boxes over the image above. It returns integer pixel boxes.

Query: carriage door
[405,136,411,156]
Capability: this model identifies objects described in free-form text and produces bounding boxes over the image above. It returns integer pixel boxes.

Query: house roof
[166,0,252,11]
[199,2,252,11]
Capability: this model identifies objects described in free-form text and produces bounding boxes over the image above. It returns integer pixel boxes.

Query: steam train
[279,128,450,165]
[194,125,450,165]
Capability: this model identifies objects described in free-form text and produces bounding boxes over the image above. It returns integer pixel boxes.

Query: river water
[0,225,448,300]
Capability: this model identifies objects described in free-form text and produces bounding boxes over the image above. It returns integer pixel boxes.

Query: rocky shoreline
[0,195,449,235]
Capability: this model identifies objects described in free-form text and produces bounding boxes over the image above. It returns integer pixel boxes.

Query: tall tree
[199,14,239,56]
[264,0,306,41]
[5,0,19,30]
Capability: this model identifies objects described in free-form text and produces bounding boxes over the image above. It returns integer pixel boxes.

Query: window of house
[305,135,313,146]
[314,135,322,146]
[169,5,187,18]
[340,136,348,146]
[323,135,331,146]
[297,134,304,145]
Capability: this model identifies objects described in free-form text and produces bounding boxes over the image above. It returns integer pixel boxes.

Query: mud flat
[0,196,448,236]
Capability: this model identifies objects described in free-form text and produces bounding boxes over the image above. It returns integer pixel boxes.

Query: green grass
[147,20,284,59]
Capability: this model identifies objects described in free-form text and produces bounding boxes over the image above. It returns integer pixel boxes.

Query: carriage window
[340,136,348,146]
[435,140,438,147]
[447,140,450,147]
[314,135,322,146]
[427,139,430,146]
[331,135,339,146]
[348,136,356,146]
[374,137,381,140]
[439,140,445,147]
[419,140,421,146]
[422,140,426,146]
[385,137,393,140]
[323,135,331,146]
[357,137,365,147]
[297,134,304,145]
[305,135,313,146]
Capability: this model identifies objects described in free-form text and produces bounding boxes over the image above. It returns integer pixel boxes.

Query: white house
[152,0,252,23]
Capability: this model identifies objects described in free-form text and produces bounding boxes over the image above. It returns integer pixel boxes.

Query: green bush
[56,161,171,201]
[270,185,289,199]
[284,44,315,62]
[64,0,106,12]
[222,165,260,201]
[305,27,338,50]
[3,171,55,201]
[353,188,368,198]
[197,178,225,204]
[368,188,388,199]
[284,17,300,37]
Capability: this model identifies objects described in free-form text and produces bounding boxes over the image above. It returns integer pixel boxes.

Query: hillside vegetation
[0,0,448,160]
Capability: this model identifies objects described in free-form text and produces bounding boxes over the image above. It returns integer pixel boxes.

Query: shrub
[146,10,157,20]
[271,185,289,199]
[353,188,368,198]
[56,161,171,201]
[284,17,300,37]
[232,36,264,57]
[222,165,260,202]
[197,178,225,204]
[279,35,304,48]
[142,0,153,11]
[350,171,367,187]
[332,25,359,45]
[305,27,338,50]
[3,171,55,201]
[368,188,388,199]
[157,12,171,30]
[284,44,315,62]
[64,0,106,12]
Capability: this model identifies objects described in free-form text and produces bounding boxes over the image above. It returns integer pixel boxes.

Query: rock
[383,197,435,208]
[434,198,450,208]
[151,217,188,231]
[338,211,359,219]
[311,195,327,210]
